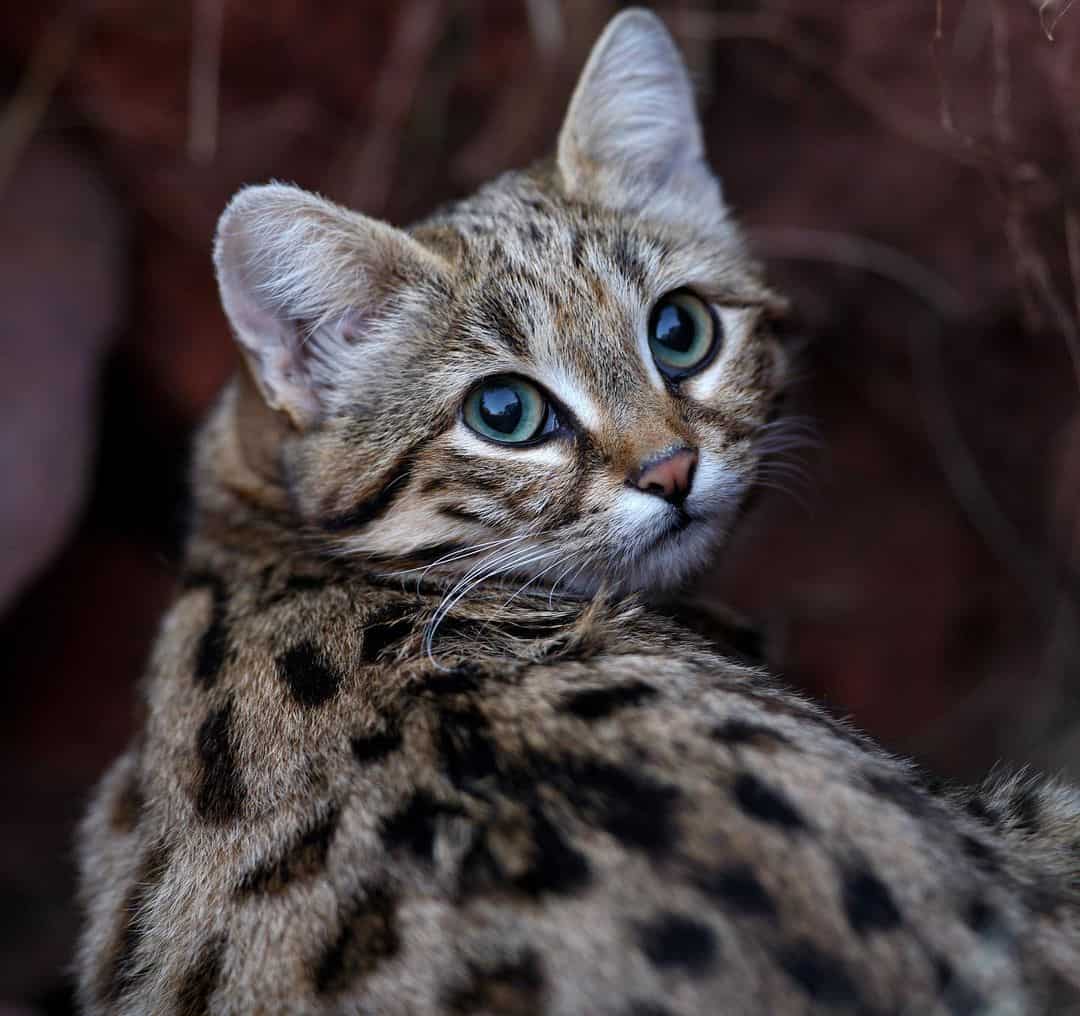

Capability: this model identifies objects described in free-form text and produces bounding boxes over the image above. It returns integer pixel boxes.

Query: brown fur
[77,10,1080,1015]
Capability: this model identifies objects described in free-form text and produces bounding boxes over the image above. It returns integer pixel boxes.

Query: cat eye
[463,375,559,445]
[648,290,718,378]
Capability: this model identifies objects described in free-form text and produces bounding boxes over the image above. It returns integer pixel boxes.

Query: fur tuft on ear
[557,8,723,223]
[214,183,447,428]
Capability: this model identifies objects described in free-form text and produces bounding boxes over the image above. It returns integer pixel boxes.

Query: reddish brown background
[2,1,1079,1009]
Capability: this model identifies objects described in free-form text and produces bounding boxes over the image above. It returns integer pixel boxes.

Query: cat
[76,8,1080,1014]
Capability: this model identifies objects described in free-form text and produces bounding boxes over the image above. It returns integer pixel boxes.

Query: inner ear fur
[213,182,449,429]
[556,8,724,222]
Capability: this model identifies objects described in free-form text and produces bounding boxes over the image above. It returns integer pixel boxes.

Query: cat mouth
[645,507,696,552]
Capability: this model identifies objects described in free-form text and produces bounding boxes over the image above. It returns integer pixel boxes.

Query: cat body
[77,10,1080,1014]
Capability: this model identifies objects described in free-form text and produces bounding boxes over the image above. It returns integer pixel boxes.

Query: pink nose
[631,447,698,505]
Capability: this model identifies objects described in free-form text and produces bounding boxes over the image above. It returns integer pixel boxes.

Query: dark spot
[173,934,226,1015]
[959,832,1000,874]
[733,773,805,830]
[351,727,403,764]
[446,950,545,1015]
[863,770,935,821]
[555,756,681,855]
[726,686,870,752]
[109,769,144,834]
[360,610,415,663]
[963,796,1000,828]
[512,808,591,896]
[277,641,341,709]
[414,664,482,696]
[322,448,418,532]
[437,707,500,793]
[559,681,657,720]
[842,866,901,934]
[636,913,717,976]
[965,897,999,936]
[627,1004,674,1016]
[461,804,591,899]
[97,843,171,1005]
[381,790,462,860]
[285,573,328,594]
[314,888,400,995]
[184,574,229,687]
[195,700,244,824]
[934,957,987,1016]
[1010,784,1041,834]
[712,719,792,753]
[693,863,777,917]
[235,807,339,896]
[779,942,860,1007]
[526,222,544,245]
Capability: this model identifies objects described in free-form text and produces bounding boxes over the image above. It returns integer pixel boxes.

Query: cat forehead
[411,173,760,404]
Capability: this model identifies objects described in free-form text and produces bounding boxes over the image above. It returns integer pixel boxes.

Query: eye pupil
[654,303,695,353]
[478,386,523,434]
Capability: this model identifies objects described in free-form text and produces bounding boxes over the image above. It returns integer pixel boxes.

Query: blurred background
[1,0,1079,1009]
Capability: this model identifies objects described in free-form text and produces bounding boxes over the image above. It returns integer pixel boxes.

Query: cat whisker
[750,477,814,511]
[548,551,588,607]
[412,534,528,591]
[424,542,556,666]
[500,550,569,611]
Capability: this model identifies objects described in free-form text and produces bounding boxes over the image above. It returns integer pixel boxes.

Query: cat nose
[630,447,698,505]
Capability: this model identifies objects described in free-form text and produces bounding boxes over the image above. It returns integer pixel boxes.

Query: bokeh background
[2,0,1079,1009]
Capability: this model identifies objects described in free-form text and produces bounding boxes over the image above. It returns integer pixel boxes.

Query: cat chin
[544,511,729,600]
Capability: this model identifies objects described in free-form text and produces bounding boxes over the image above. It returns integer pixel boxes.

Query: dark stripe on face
[477,285,530,357]
[366,541,469,568]
[321,447,418,532]
[438,505,491,527]
[611,227,648,289]
[421,466,502,495]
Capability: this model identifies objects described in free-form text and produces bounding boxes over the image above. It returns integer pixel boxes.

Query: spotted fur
[77,10,1080,1015]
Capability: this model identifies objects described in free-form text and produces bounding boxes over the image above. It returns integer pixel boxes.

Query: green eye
[648,290,718,378]
[463,376,555,445]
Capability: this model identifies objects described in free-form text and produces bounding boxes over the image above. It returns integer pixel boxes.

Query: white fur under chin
[548,457,746,598]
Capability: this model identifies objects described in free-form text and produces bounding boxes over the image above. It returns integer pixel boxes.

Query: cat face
[213,10,786,595]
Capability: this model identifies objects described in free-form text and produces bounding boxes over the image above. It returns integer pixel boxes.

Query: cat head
[211,8,787,595]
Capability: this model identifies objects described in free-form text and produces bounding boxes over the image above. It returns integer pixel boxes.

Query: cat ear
[557,9,722,220]
[214,183,448,428]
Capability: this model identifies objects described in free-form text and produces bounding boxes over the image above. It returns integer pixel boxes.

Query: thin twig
[337,0,446,213]
[525,0,564,58]
[748,227,968,319]
[0,3,84,194]
[1039,0,1077,41]
[681,10,980,167]
[989,0,1014,148]
[753,226,1053,617]
[932,0,956,132]
[188,0,227,164]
